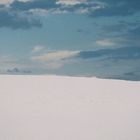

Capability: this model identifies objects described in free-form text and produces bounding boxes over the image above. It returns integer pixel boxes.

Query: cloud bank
[0,0,140,29]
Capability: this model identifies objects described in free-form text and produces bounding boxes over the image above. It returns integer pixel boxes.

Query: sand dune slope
[0,75,140,140]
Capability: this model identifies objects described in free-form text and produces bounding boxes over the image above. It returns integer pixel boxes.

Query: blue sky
[0,0,140,80]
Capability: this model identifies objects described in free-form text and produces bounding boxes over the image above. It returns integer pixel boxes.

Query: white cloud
[0,0,13,4]
[32,45,45,53]
[29,0,105,15]
[31,50,79,69]
[0,0,30,4]
[18,0,31,1]
[57,0,87,5]
[96,39,115,47]
[32,50,79,62]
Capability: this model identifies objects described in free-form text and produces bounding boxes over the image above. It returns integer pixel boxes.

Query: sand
[0,75,140,140]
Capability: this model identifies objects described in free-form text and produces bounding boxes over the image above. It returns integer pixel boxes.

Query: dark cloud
[7,67,20,73]
[96,71,140,81]
[119,71,140,81]
[0,0,140,29]
[0,0,59,30]
[46,47,140,81]
[90,0,140,17]
[7,67,32,74]
[1,0,139,29]
[78,47,140,60]
[10,0,140,17]
[58,2,102,13]
[10,0,100,13]
[0,7,42,29]
[10,0,58,11]
[0,0,100,29]
[77,46,140,81]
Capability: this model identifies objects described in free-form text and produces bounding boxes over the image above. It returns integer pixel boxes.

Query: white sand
[0,75,140,140]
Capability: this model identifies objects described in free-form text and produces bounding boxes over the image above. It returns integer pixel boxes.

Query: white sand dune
[0,75,140,140]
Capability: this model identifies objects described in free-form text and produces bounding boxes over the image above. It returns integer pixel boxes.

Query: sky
[0,0,140,80]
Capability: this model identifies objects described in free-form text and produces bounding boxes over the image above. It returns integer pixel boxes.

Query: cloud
[109,25,140,47]
[59,1,104,14]
[96,39,115,47]
[10,0,58,11]
[1,46,140,80]
[78,47,140,60]
[93,19,140,49]
[7,67,32,74]
[0,0,139,29]
[31,50,79,69]
[0,0,13,4]
[0,55,23,73]
[30,47,140,80]
[57,0,87,5]
[0,0,102,29]
[7,67,20,73]
[0,7,42,29]
[0,0,31,4]
[117,70,140,81]
[90,0,140,17]
[0,0,47,30]
[10,0,103,14]
[32,50,79,62]
[0,54,35,74]
[55,47,140,80]
[32,45,45,53]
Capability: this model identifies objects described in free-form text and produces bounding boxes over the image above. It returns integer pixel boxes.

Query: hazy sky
[0,0,140,80]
